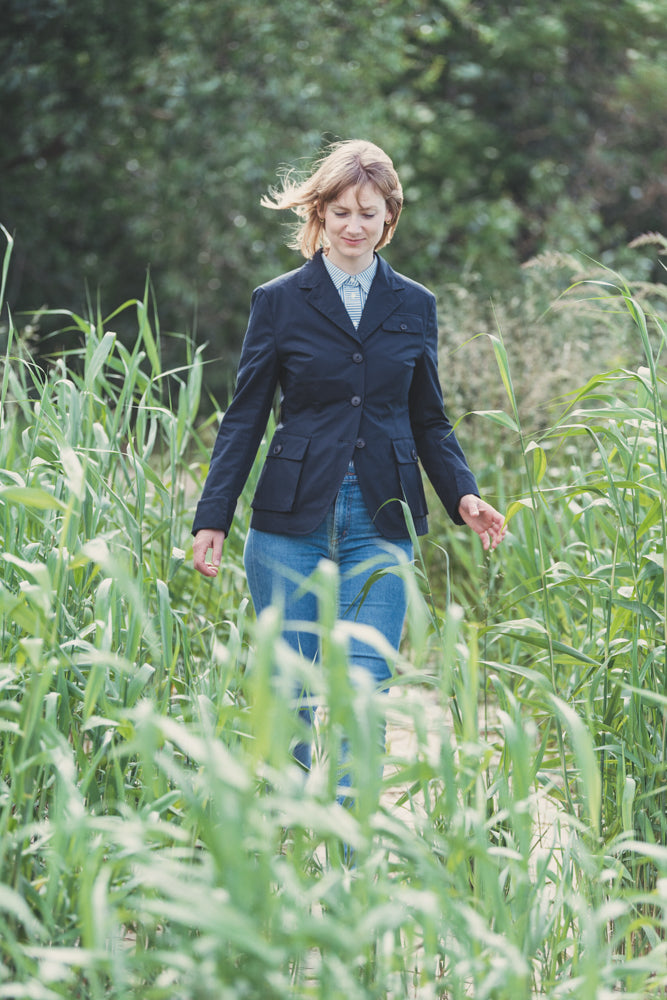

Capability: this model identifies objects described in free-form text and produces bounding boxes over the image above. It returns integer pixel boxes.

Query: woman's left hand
[458,494,507,551]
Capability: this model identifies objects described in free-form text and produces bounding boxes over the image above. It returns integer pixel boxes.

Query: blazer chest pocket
[382,314,424,335]
[252,432,310,513]
[392,438,428,518]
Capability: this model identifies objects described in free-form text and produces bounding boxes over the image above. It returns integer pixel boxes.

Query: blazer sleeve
[408,295,479,524]
[192,288,279,535]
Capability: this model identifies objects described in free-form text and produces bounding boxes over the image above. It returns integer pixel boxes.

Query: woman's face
[321,183,391,274]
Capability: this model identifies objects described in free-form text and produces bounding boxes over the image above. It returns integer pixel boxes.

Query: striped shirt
[322,253,377,328]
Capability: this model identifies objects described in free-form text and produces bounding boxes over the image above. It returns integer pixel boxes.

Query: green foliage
[2,0,666,399]
[2,222,667,997]
[488,273,667,860]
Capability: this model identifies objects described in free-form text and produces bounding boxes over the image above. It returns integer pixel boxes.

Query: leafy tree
[384,0,667,285]
[1,0,168,319]
[1,0,665,396]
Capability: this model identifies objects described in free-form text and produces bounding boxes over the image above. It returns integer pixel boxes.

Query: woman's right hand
[193,529,226,578]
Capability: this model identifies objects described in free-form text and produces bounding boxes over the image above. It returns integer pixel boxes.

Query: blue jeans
[243,464,412,789]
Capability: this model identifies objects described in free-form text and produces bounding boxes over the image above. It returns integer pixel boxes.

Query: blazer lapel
[355,255,404,341]
[297,250,405,342]
[298,252,359,339]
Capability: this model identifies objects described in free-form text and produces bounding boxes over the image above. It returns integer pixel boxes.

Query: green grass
[1,224,667,998]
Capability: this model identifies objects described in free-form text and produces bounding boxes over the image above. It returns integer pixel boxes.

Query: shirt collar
[322,253,378,296]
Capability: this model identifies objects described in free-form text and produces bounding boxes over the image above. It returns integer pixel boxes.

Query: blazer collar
[297,250,405,341]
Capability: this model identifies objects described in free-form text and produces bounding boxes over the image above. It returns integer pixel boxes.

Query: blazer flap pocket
[392,438,419,464]
[252,433,310,513]
[267,432,310,461]
[392,438,428,517]
[382,313,424,334]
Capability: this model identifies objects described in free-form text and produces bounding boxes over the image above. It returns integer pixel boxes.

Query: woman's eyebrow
[331,201,378,212]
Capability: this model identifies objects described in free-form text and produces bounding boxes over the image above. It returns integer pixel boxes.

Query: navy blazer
[192,250,479,540]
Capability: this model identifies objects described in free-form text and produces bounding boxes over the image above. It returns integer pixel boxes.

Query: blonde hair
[261,139,403,258]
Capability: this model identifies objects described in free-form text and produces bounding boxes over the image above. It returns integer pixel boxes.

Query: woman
[192,139,505,791]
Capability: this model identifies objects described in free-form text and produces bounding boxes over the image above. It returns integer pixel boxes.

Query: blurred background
[2,0,666,403]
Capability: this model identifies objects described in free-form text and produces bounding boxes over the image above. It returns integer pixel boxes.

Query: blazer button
[272,443,283,454]
[355,437,366,449]
[400,323,408,331]
[352,352,363,364]
[411,447,418,460]
[350,395,361,406]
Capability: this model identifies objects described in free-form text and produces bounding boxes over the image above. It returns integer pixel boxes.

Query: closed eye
[331,210,378,218]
